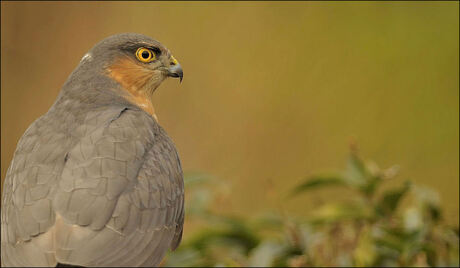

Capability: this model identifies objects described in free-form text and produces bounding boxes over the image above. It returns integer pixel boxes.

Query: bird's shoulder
[54,105,183,226]
[49,106,184,265]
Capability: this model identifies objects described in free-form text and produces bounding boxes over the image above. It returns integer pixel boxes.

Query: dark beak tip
[179,70,183,83]
[168,64,183,83]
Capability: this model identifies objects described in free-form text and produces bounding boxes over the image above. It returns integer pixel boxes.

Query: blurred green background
[1,0,458,238]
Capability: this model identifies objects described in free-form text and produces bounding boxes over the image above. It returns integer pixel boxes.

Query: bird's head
[77,33,183,119]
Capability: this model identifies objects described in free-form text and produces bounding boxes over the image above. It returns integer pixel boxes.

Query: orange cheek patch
[107,58,157,119]
[107,57,153,92]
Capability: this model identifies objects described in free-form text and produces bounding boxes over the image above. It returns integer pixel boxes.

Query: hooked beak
[168,63,183,83]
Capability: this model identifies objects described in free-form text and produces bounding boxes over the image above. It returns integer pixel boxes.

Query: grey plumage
[1,33,184,267]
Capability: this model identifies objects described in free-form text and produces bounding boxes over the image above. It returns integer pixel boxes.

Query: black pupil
[141,51,150,59]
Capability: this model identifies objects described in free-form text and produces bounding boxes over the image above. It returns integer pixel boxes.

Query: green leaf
[184,172,214,187]
[343,153,382,197]
[185,217,260,255]
[309,203,373,224]
[374,225,423,256]
[376,181,411,217]
[289,175,347,197]
[344,152,368,186]
[413,186,442,222]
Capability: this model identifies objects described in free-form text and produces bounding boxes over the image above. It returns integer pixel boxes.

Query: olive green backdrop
[1,2,458,225]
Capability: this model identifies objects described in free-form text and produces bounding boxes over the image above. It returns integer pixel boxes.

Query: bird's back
[1,92,184,267]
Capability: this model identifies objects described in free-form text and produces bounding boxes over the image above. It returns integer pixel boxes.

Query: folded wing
[53,108,184,267]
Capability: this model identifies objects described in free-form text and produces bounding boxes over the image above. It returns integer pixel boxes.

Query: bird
[1,33,185,267]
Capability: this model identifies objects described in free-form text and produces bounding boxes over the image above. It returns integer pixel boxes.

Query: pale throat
[107,58,163,121]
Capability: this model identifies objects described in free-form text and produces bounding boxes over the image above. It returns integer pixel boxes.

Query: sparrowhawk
[1,33,185,267]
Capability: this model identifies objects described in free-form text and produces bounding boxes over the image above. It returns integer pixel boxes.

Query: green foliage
[164,150,459,267]
[290,175,347,195]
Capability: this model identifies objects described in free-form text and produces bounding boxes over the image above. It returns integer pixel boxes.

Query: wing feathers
[2,108,184,266]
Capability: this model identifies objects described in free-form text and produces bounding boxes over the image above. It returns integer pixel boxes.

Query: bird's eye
[135,48,155,63]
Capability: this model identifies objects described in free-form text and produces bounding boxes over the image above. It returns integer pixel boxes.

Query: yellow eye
[135,48,155,63]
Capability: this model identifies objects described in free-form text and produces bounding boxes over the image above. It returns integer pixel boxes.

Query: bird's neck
[124,88,158,122]
[106,58,159,121]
